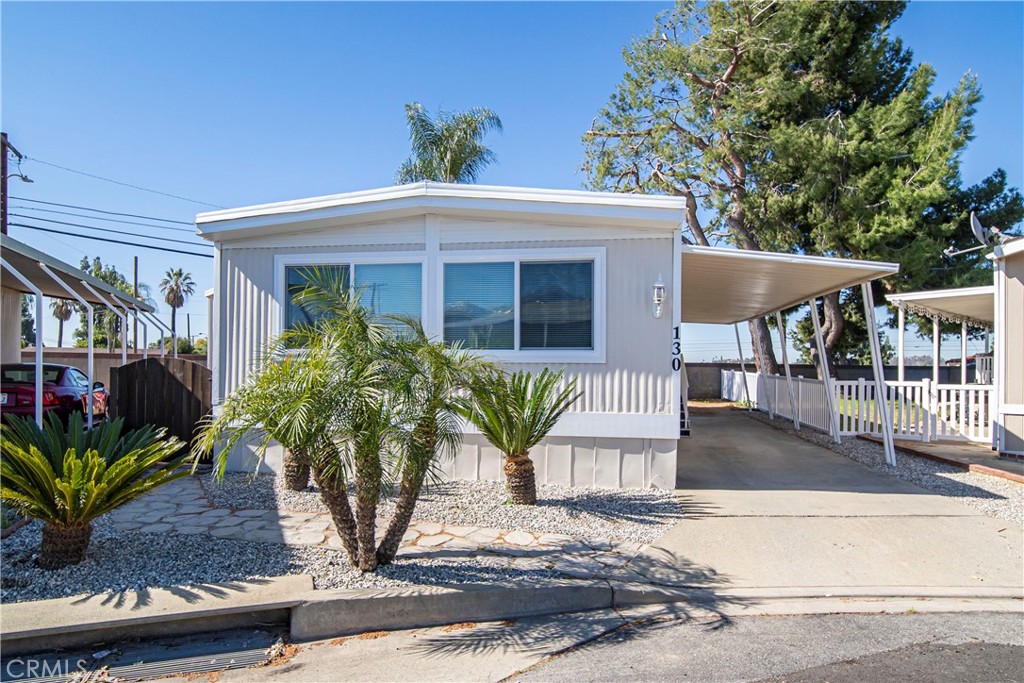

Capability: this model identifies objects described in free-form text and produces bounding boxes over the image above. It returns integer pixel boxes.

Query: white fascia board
[680,244,900,275]
[195,182,686,241]
[886,286,995,303]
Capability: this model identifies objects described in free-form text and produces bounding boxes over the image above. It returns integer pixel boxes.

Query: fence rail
[721,370,993,444]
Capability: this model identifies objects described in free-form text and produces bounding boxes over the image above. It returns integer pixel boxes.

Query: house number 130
[671,326,682,371]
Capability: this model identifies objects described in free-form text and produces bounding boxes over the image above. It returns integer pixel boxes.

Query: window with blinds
[285,265,350,330]
[284,262,422,331]
[443,262,515,349]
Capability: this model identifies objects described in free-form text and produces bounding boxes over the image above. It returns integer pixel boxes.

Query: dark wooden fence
[110,357,212,461]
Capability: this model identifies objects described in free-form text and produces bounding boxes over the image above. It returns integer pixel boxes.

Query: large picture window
[443,257,596,353]
[285,265,349,330]
[284,262,421,332]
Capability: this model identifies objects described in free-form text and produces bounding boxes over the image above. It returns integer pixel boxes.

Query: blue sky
[3,1,1022,360]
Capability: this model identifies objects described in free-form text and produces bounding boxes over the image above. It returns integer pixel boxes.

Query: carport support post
[861,283,896,466]
[1,257,44,426]
[809,297,841,444]
[960,321,968,385]
[80,282,127,367]
[38,263,94,429]
[733,323,753,411]
[897,302,906,382]
[932,316,940,384]
[142,311,173,359]
[775,311,799,430]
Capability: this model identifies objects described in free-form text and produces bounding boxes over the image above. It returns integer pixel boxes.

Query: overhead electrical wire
[10,223,213,259]
[23,157,225,209]
[11,206,197,233]
[10,196,194,225]
[8,214,211,248]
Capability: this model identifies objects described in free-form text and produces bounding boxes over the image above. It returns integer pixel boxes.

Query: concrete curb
[4,575,1021,656]
[858,435,1024,484]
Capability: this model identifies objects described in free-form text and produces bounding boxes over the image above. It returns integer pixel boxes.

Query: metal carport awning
[680,245,900,324]
[885,286,994,327]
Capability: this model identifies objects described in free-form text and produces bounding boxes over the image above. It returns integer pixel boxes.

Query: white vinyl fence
[722,370,994,444]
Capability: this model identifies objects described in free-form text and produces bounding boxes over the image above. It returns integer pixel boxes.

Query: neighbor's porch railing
[721,370,994,444]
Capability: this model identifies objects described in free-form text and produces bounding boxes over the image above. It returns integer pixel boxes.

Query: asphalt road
[514,611,1024,683]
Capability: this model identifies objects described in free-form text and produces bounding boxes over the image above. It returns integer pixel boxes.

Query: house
[197,182,899,487]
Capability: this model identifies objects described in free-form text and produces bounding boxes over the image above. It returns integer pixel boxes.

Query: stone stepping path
[104,478,647,581]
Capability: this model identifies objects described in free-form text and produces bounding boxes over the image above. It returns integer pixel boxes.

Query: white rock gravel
[747,411,1024,525]
[203,474,684,544]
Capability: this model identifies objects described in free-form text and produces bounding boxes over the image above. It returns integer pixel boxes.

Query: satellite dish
[970,211,991,247]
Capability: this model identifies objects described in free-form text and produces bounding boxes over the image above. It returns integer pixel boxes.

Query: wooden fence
[110,357,212,459]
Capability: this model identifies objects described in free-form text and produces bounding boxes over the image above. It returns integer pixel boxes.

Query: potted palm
[463,369,580,505]
[0,412,190,569]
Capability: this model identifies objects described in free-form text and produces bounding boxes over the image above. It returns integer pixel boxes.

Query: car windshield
[1,367,61,384]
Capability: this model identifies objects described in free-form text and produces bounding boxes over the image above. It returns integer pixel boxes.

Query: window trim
[439,247,606,364]
[274,251,428,337]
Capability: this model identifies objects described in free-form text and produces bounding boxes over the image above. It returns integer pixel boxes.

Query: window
[443,257,597,354]
[283,261,422,332]
[67,369,90,387]
[1,366,61,384]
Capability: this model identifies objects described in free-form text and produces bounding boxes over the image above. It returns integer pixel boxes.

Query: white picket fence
[722,370,994,443]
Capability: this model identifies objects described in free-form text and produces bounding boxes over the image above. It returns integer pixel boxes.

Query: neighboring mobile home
[198,182,900,487]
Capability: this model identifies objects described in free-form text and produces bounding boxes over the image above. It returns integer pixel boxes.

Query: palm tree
[396,102,503,184]
[49,299,77,347]
[463,369,580,505]
[159,268,196,339]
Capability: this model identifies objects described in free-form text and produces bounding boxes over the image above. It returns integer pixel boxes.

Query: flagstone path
[104,478,647,580]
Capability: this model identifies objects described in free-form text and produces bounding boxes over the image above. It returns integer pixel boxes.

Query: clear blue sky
[3,1,1022,360]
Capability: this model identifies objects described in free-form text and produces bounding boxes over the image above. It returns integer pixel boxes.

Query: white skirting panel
[219,433,679,490]
[441,434,678,490]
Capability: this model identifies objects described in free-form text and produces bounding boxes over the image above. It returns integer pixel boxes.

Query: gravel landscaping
[203,474,684,544]
[0,517,563,604]
[747,411,1024,525]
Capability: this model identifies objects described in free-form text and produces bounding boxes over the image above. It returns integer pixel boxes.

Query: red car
[0,363,108,424]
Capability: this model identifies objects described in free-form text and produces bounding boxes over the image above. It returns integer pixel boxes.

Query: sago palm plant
[463,369,580,505]
[1,412,189,568]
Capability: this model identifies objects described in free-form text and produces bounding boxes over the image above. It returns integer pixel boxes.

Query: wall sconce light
[652,275,666,319]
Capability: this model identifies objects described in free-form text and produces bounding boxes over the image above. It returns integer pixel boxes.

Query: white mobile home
[198,182,899,487]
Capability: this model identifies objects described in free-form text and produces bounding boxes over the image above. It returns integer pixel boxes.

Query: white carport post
[960,321,968,385]
[809,297,842,444]
[142,312,173,358]
[1,258,44,426]
[112,298,138,361]
[897,301,906,382]
[862,283,896,466]
[38,263,95,429]
[931,316,941,384]
[135,306,149,359]
[733,323,753,411]
[80,282,127,366]
[775,311,799,430]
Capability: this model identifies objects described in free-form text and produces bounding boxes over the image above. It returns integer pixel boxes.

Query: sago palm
[396,102,503,184]
[159,268,196,339]
[464,369,580,505]
[1,412,189,568]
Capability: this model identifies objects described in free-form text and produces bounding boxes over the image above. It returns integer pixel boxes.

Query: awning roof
[0,233,154,312]
[886,286,994,327]
[681,245,900,324]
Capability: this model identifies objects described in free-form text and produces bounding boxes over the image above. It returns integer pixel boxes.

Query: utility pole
[2,133,30,236]
[133,256,139,349]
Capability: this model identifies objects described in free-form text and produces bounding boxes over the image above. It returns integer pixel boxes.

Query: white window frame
[273,251,428,337]
[439,247,606,364]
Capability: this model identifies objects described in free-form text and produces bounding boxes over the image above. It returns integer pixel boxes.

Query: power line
[10,222,213,258]
[9,214,211,248]
[24,157,225,208]
[11,205,196,233]
[10,196,194,225]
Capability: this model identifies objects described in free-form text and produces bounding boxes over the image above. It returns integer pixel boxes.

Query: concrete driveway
[637,407,1023,599]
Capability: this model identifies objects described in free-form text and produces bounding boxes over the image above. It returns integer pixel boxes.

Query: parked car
[0,363,108,424]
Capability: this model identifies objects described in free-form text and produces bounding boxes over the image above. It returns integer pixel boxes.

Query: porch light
[651,276,665,318]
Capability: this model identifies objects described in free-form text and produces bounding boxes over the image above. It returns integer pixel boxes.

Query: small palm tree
[396,102,503,184]
[1,412,189,568]
[49,298,77,347]
[159,268,196,339]
[464,369,580,505]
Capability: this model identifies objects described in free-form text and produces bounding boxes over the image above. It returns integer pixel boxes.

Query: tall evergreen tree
[159,268,196,341]
[396,102,503,184]
[49,299,77,347]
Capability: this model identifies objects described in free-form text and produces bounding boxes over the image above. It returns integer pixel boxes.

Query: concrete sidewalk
[633,408,1023,599]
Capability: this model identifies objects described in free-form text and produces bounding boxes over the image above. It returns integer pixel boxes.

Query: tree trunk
[311,464,359,566]
[57,319,64,348]
[504,452,537,505]
[170,307,177,340]
[39,522,93,569]
[822,291,844,352]
[353,449,382,572]
[748,317,780,375]
[282,449,311,491]
[376,472,424,566]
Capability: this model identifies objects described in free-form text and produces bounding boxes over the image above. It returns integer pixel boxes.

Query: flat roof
[886,286,994,326]
[1,233,154,312]
[195,182,687,240]
[681,246,900,324]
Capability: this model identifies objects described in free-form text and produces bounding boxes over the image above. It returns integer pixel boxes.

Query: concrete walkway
[860,434,1024,483]
[633,407,1023,598]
